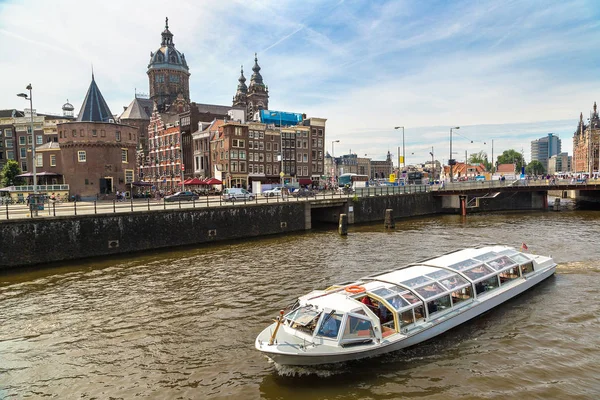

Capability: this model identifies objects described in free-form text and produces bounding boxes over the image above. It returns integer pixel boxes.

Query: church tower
[232,65,248,111]
[147,17,190,112]
[246,53,269,120]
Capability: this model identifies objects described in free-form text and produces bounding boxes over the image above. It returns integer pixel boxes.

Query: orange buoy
[345,285,366,294]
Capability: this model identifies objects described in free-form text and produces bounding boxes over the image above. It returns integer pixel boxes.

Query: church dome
[147,17,189,73]
[62,99,74,112]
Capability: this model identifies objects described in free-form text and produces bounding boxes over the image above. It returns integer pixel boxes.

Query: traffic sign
[280,171,284,177]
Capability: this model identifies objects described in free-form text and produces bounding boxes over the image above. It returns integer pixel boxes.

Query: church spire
[237,65,247,93]
[77,75,113,123]
[161,16,174,46]
[250,53,264,86]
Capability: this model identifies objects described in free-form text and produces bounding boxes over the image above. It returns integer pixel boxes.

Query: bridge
[432,178,600,214]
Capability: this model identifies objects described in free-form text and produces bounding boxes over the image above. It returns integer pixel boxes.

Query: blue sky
[1,0,599,165]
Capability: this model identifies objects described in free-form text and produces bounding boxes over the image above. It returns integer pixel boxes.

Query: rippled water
[1,210,599,399]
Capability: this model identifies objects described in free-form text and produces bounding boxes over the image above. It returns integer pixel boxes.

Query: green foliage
[468,151,492,171]
[1,160,25,187]
[525,160,545,175]
[497,149,526,173]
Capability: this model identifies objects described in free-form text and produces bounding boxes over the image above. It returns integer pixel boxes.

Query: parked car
[164,191,200,202]
[262,187,283,197]
[222,188,255,202]
[292,188,315,198]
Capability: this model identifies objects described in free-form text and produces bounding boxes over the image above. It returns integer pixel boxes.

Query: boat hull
[257,264,556,366]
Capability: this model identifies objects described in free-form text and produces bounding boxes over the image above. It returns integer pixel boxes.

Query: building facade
[573,102,600,175]
[147,18,190,113]
[531,133,561,172]
[547,152,571,174]
[145,109,182,190]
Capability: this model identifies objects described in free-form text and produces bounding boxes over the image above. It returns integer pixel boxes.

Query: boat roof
[305,245,533,307]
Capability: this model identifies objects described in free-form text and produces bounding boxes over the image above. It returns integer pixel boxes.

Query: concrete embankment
[0,191,545,269]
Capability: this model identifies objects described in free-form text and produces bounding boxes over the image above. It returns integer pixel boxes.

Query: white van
[222,188,255,202]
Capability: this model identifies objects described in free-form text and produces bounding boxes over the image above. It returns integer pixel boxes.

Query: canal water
[1,210,599,399]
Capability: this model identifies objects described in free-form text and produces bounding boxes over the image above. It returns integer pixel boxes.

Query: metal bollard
[338,214,348,236]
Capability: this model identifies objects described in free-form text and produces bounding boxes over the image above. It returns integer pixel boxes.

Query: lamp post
[394,126,405,169]
[17,85,37,195]
[270,111,284,187]
[331,140,340,184]
[449,126,460,182]
[429,147,434,183]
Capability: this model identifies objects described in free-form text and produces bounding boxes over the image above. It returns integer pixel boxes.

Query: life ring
[345,285,366,294]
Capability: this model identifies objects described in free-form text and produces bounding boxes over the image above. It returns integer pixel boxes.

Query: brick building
[57,75,137,198]
[145,109,183,190]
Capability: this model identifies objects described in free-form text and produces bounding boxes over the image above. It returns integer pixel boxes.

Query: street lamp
[270,111,284,187]
[331,140,340,185]
[394,126,405,169]
[449,126,460,182]
[17,84,37,196]
[429,147,434,183]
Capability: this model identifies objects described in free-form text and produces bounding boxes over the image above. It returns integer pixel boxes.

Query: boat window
[499,267,519,284]
[426,295,451,316]
[386,295,409,310]
[510,253,531,264]
[400,309,415,327]
[370,287,395,297]
[475,276,500,296]
[343,315,375,341]
[448,259,480,271]
[414,282,446,298]
[316,312,344,339]
[439,274,469,290]
[414,305,425,321]
[401,292,422,304]
[463,264,495,280]
[285,306,321,334]
[401,275,433,288]
[520,261,534,275]
[426,269,453,280]
[486,256,517,271]
[474,252,499,262]
[451,286,472,306]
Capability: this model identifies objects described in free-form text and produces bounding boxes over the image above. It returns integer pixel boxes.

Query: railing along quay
[0,185,431,221]
[433,178,600,192]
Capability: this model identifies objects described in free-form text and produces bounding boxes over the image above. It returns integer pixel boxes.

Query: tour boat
[255,245,556,366]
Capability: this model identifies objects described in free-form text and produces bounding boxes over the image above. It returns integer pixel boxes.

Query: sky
[1,0,599,165]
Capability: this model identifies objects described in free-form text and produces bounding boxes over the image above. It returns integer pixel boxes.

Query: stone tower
[147,17,190,112]
[246,53,269,120]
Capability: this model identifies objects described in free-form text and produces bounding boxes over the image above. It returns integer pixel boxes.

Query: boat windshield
[486,256,517,271]
[448,259,480,271]
[285,306,321,327]
[463,264,495,280]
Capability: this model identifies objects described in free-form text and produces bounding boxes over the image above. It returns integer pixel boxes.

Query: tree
[525,160,545,176]
[1,160,25,187]
[468,151,492,171]
[497,149,525,173]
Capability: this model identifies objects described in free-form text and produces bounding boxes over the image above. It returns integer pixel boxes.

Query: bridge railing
[434,178,600,191]
[0,184,432,221]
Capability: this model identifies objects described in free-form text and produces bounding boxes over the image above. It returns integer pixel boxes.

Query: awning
[204,178,222,185]
[16,171,61,177]
[298,179,314,185]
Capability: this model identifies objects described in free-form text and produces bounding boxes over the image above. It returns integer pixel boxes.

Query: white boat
[255,245,556,366]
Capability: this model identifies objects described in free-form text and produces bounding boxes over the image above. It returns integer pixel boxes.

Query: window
[155,74,164,83]
[169,75,179,83]
[78,151,86,162]
[239,161,246,172]
[267,165,272,175]
[20,148,26,158]
[72,129,76,137]
[316,313,343,339]
[266,154,272,162]
[102,130,106,137]
[266,142,271,151]
[231,161,238,172]
[6,139,13,148]
[80,129,84,137]
[426,295,451,316]
[121,149,128,163]
[249,131,254,139]
[50,154,56,166]
[239,150,246,159]
[7,150,14,160]
[36,135,42,145]
[19,136,26,145]
[342,315,374,342]
[116,131,121,142]
[249,153,254,161]
[235,127,242,136]
[125,169,134,183]
[35,153,43,168]
[21,161,27,171]
[474,276,500,296]
[5,128,12,137]
[92,129,97,137]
